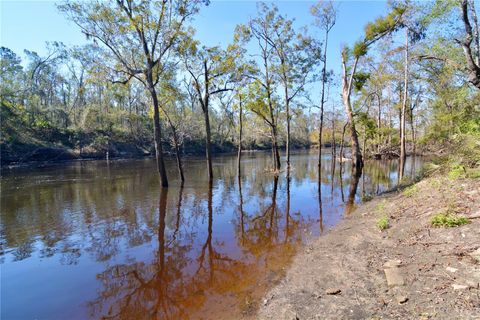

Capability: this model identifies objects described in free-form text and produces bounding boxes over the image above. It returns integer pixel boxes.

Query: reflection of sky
[1,152,423,319]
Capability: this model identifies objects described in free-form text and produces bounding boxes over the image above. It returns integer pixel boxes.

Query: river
[0,150,422,319]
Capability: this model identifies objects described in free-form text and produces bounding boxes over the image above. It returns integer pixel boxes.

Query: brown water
[0,150,422,319]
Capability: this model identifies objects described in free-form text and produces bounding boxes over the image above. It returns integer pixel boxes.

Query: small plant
[448,164,466,179]
[402,185,418,197]
[431,212,470,228]
[377,216,389,231]
[376,200,386,212]
[466,167,480,179]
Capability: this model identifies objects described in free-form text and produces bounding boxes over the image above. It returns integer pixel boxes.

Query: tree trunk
[237,94,243,176]
[284,84,291,168]
[410,108,416,156]
[148,80,168,188]
[204,105,213,182]
[318,30,329,169]
[202,59,214,183]
[459,0,480,89]
[172,131,185,183]
[271,125,281,171]
[265,53,281,172]
[339,121,348,176]
[331,115,336,178]
[399,28,409,180]
[161,107,184,183]
[469,0,480,67]
[341,55,363,173]
[376,92,381,153]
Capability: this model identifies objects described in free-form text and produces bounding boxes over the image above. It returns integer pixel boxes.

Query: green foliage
[402,185,418,197]
[376,216,389,230]
[364,4,406,43]
[352,41,368,57]
[353,72,370,91]
[431,212,469,228]
[448,164,466,179]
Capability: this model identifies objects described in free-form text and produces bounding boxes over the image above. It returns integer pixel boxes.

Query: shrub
[431,212,469,227]
[402,185,418,197]
[448,164,466,179]
[377,216,389,231]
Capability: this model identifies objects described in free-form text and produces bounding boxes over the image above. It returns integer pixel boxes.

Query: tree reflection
[345,166,361,214]
[318,179,324,233]
[1,153,425,319]
[88,186,193,319]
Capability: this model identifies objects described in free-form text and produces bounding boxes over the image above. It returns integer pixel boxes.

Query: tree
[0,47,24,105]
[396,2,425,179]
[341,5,406,174]
[236,4,283,172]
[158,76,187,183]
[458,0,480,89]
[180,40,234,182]
[311,1,336,170]
[59,0,206,187]
[257,4,320,168]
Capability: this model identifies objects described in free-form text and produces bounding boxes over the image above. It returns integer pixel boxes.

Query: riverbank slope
[259,175,480,319]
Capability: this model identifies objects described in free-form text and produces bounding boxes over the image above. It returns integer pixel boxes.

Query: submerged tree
[235,4,283,171]
[311,1,336,169]
[180,38,235,182]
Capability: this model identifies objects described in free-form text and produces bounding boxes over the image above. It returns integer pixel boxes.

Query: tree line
[1,0,479,187]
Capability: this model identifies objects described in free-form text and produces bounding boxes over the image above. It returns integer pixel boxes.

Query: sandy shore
[258,175,480,319]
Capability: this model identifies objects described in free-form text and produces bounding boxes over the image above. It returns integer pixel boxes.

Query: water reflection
[1,151,422,319]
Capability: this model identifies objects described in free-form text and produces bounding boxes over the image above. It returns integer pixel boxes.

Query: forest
[1,0,479,184]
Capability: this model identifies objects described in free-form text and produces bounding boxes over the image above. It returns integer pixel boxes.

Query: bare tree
[59,0,205,187]
[311,1,336,170]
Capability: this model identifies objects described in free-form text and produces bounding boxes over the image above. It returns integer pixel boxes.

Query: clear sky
[1,0,391,105]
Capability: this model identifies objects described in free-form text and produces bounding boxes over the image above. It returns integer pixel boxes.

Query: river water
[1,150,422,319]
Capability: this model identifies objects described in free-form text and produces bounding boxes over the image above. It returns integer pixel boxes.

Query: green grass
[376,216,389,231]
[430,212,470,228]
[402,185,418,197]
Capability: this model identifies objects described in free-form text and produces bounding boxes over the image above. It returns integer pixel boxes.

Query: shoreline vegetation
[0,142,407,168]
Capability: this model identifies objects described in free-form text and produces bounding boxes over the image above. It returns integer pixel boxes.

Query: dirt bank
[258,175,480,319]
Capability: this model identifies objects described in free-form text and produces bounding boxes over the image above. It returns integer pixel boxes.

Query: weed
[448,164,466,179]
[403,185,418,197]
[431,212,470,227]
[377,216,389,231]
[376,200,386,212]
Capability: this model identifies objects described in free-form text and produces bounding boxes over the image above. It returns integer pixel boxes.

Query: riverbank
[258,174,480,319]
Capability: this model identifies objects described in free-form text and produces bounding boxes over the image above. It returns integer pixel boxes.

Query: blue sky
[1,0,391,106]
[1,1,389,63]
